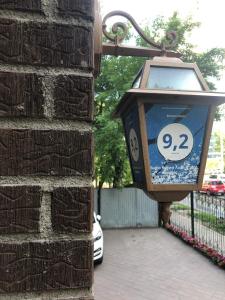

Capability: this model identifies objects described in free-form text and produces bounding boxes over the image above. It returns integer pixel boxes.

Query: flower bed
[166,223,225,269]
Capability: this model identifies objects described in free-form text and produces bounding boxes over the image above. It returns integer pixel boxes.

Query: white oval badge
[129,128,139,162]
[157,123,193,161]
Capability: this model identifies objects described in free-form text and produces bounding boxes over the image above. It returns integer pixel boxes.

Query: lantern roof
[114,57,225,117]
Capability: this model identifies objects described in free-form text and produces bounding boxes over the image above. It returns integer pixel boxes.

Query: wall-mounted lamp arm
[93,1,180,76]
[102,10,177,51]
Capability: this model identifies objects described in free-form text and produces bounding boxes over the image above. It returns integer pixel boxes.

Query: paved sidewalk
[94,229,225,300]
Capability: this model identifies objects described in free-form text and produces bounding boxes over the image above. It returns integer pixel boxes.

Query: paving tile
[94,229,225,300]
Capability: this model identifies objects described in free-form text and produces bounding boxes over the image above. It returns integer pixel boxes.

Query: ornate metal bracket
[102,10,177,52]
[93,1,180,77]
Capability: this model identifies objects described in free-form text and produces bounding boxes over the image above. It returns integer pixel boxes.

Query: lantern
[114,56,225,202]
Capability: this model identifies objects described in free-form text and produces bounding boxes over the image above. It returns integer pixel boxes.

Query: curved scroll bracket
[93,2,180,77]
[102,10,177,51]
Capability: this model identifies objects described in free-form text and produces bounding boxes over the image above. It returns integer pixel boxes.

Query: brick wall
[0,1,95,299]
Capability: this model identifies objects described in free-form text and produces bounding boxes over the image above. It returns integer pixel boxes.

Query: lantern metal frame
[114,57,225,201]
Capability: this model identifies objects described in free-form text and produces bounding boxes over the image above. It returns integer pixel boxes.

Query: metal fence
[94,188,159,229]
[170,192,225,255]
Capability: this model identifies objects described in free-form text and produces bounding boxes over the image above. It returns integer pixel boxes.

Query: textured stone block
[57,0,94,20]
[0,186,41,234]
[0,129,93,176]
[0,19,93,69]
[52,187,93,233]
[0,0,42,12]
[0,240,93,293]
[54,75,93,121]
[0,72,44,117]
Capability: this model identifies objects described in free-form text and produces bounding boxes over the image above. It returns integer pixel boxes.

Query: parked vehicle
[219,174,225,183]
[93,212,104,264]
[209,174,218,179]
[201,179,225,196]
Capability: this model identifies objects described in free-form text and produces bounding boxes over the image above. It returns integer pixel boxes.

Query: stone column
[0,1,94,299]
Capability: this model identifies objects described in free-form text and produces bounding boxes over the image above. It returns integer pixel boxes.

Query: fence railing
[170,192,225,256]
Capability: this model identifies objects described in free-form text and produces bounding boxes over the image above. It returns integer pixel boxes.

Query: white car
[93,212,104,264]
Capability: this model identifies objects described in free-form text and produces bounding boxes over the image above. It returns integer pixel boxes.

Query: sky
[100,0,225,92]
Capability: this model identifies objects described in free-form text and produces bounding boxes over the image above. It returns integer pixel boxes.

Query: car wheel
[207,190,211,196]
[96,256,103,265]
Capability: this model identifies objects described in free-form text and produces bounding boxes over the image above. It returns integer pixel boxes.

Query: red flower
[166,224,225,269]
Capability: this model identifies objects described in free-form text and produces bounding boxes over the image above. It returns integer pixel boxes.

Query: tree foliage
[94,12,225,189]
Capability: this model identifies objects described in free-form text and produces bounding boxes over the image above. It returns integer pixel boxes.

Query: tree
[94,56,138,189]
[208,129,225,173]
[94,12,225,198]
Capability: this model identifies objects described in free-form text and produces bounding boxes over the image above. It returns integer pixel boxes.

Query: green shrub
[171,203,190,211]
[188,211,225,234]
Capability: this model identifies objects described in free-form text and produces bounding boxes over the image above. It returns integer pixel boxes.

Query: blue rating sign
[144,103,208,184]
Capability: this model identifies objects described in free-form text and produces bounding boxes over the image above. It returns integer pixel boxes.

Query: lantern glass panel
[147,67,203,91]
[132,75,141,88]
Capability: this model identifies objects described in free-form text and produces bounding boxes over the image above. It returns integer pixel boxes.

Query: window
[211,181,223,185]
[147,67,203,91]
